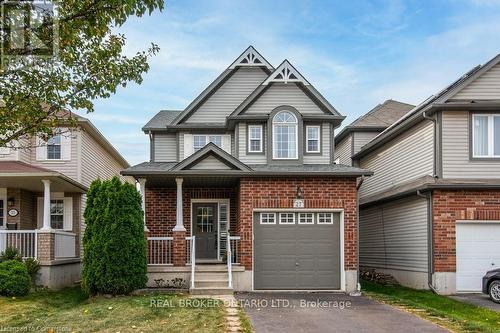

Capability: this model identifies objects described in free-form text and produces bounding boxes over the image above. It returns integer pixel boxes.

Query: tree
[0,0,163,146]
[82,177,147,295]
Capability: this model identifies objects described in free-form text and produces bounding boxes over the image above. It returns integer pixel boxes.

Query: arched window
[273,111,298,159]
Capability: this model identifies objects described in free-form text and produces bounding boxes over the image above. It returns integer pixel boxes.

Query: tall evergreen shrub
[82,177,147,295]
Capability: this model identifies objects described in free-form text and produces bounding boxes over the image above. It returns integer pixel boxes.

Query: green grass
[0,287,226,333]
[237,306,253,333]
[361,280,500,333]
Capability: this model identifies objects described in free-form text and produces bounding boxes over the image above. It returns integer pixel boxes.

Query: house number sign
[293,199,304,208]
[8,209,19,217]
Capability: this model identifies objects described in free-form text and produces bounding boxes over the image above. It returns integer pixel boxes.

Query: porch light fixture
[296,186,304,200]
[7,197,15,207]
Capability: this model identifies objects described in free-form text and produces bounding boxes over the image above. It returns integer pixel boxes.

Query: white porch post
[138,178,149,232]
[173,177,186,231]
[41,179,51,231]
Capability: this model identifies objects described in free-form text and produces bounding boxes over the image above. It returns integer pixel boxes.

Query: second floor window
[248,125,263,152]
[47,134,62,159]
[193,135,222,152]
[306,126,320,153]
[273,111,298,159]
[473,114,500,158]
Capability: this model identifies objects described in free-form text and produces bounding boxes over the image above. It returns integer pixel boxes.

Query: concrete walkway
[236,292,449,333]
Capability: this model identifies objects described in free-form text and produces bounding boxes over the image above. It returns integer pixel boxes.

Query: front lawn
[362,280,500,333]
[0,287,226,333]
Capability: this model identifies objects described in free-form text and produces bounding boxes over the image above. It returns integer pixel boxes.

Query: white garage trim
[251,209,345,292]
[457,220,500,224]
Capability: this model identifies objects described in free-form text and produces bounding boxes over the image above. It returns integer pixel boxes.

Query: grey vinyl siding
[154,133,177,162]
[352,131,379,155]
[359,120,434,198]
[334,134,352,166]
[30,132,79,181]
[442,111,500,178]
[185,67,268,123]
[238,122,267,164]
[244,83,326,115]
[80,130,128,187]
[178,131,185,160]
[360,196,428,272]
[304,123,331,164]
[451,63,500,100]
[189,155,232,170]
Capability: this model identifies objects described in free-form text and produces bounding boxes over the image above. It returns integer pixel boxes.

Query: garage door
[456,222,500,292]
[254,211,341,290]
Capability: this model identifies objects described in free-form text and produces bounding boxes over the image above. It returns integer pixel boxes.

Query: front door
[193,203,218,259]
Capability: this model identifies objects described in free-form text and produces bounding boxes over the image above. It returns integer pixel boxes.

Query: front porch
[0,162,85,288]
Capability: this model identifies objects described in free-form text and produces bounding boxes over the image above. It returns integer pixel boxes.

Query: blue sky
[87,0,500,165]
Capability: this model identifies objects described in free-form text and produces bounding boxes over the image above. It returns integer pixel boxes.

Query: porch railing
[147,236,173,265]
[186,236,195,288]
[0,230,37,259]
[54,231,76,259]
[229,235,240,265]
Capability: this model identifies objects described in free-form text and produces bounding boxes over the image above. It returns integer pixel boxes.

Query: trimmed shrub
[0,260,31,296]
[0,247,22,263]
[24,258,41,285]
[82,176,147,295]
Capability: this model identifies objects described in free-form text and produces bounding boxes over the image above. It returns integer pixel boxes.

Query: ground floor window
[50,199,64,229]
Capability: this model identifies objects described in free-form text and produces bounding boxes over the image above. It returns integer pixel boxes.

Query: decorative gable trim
[262,60,310,86]
[229,46,274,70]
[172,143,252,171]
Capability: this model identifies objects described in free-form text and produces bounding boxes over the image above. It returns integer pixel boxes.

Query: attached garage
[253,210,342,290]
[456,222,500,292]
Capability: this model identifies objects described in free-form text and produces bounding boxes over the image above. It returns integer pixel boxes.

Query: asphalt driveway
[236,292,448,333]
[450,293,500,312]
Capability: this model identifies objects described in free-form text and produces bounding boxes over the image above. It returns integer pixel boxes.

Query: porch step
[195,279,229,288]
[195,272,229,280]
[195,264,227,272]
[189,287,234,295]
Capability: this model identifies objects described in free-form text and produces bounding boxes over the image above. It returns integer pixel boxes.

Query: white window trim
[272,111,299,160]
[298,212,314,225]
[317,212,334,224]
[306,125,321,153]
[279,212,295,225]
[472,114,500,158]
[248,125,263,153]
[259,212,276,225]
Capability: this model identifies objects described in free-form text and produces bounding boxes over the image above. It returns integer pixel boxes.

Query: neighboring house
[334,100,414,166]
[353,53,500,295]
[0,114,129,288]
[122,46,372,293]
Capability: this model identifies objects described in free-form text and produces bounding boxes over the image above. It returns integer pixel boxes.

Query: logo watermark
[1,0,59,67]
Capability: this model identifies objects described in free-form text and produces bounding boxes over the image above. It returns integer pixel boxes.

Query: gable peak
[228,46,273,70]
[262,60,310,86]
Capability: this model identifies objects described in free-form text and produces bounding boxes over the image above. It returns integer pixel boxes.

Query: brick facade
[432,189,500,272]
[146,178,359,271]
[238,177,358,271]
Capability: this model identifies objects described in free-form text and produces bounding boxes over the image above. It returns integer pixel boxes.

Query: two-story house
[353,53,500,295]
[334,99,414,166]
[122,46,372,294]
[0,113,129,288]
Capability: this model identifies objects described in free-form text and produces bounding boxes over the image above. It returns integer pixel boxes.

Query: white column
[41,180,51,231]
[173,177,186,232]
[138,178,149,232]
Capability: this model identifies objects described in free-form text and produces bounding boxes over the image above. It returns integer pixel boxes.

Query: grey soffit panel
[253,212,341,290]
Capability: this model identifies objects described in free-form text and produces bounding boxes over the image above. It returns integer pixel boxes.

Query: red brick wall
[145,187,237,236]
[432,189,500,272]
[238,177,358,271]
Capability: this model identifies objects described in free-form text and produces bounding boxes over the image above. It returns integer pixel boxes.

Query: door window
[196,206,214,232]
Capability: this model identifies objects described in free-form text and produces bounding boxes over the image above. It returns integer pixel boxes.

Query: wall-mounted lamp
[7,197,15,207]
[296,186,304,200]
